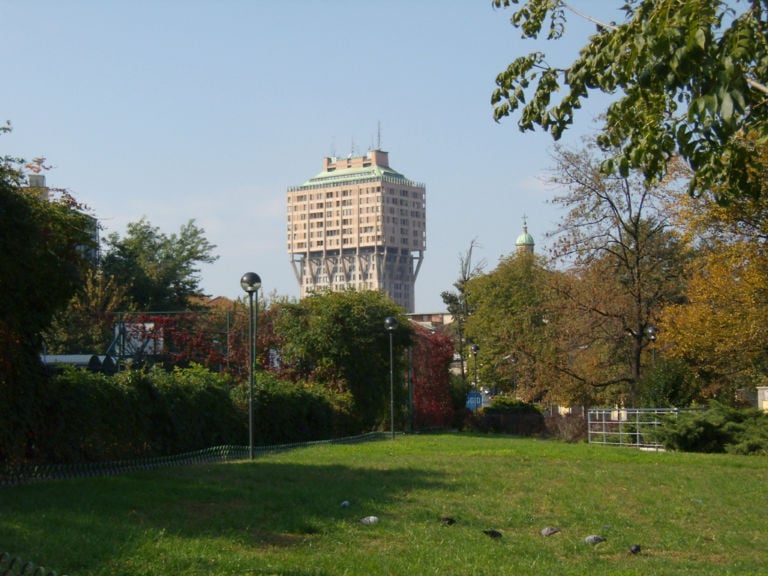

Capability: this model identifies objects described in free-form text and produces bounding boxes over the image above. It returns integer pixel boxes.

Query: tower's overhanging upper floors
[287,149,426,312]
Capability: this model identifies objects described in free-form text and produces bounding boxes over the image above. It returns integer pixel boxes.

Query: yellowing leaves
[660,242,768,374]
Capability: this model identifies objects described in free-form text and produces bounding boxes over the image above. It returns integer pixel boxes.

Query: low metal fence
[587,408,683,450]
[0,432,389,487]
[0,551,65,576]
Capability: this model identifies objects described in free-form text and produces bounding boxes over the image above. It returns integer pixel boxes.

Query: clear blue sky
[3,0,618,312]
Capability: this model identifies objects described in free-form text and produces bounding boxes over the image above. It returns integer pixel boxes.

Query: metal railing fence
[587,408,685,450]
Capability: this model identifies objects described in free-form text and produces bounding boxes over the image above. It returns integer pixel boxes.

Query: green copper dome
[516,230,534,246]
[516,219,534,251]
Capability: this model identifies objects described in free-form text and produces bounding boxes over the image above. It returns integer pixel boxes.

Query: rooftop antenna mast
[377,121,382,150]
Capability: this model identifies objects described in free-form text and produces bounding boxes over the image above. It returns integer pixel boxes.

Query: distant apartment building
[27,174,50,199]
[287,149,426,312]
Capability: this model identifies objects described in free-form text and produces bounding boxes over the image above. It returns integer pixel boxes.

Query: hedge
[4,364,361,466]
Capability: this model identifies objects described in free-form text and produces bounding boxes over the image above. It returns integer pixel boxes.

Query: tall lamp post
[385,316,398,440]
[646,325,657,368]
[240,272,262,459]
[471,344,479,387]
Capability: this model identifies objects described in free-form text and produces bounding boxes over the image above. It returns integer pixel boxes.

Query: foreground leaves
[492,0,768,202]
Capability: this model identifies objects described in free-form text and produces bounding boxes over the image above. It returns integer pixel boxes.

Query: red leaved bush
[411,324,455,429]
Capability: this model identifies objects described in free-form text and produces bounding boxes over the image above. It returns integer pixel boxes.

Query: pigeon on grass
[540,527,561,537]
[483,529,503,539]
[584,535,606,545]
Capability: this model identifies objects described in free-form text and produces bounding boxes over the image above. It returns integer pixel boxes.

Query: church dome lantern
[515,219,535,253]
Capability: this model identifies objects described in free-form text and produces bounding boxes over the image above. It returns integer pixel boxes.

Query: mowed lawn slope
[2,434,766,575]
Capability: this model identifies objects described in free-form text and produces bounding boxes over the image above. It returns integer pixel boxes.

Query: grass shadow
[1,457,450,575]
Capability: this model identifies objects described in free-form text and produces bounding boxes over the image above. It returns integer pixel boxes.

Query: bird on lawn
[540,527,561,537]
[483,529,503,539]
[629,544,642,555]
[440,517,456,526]
[584,535,606,545]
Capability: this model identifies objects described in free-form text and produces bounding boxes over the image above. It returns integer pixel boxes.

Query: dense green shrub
[467,397,545,436]
[35,367,141,463]
[144,364,243,454]
[638,358,700,407]
[27,364,242,464]
[232,372,358,445]
[654,402,768,455]
[12,362,419,466]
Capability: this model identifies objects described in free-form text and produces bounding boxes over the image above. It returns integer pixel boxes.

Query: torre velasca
[287,149,426,312]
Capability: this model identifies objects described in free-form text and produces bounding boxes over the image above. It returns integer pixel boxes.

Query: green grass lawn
[2,433,767,575]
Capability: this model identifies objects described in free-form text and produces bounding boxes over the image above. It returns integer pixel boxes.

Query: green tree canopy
[491,0,768,202]
[274,290,410,429]
[101,217,218,311]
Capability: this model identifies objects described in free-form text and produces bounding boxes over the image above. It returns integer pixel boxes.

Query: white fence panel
[587,408,682,450]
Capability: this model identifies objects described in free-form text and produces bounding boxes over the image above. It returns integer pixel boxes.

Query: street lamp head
[646,325,658,342]
[384,316,398,332]
[240,272,262,293]
[471,344,479,356]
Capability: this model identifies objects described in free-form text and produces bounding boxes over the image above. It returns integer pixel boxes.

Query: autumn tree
[659,146,768,402]
[44,268,134,355]
[545,141,689,405]
[491,0,768,202]
[659,242,768,402]
[464,250,556,402]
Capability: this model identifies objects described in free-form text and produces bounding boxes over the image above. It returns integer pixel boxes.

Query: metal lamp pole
[385,316,398,440]
[471,344,479,387]
[646,325,657,368]
[240,272,262,459]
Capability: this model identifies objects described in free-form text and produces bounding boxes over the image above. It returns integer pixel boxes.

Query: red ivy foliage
[110,313,220,368]
[410,324,455,429]
[114,299,282,382]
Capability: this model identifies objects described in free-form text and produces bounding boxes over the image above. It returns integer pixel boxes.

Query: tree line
[443,137,768,411]
[4,0,768,460]
[456,0,768,410]
[4,131,767,462]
